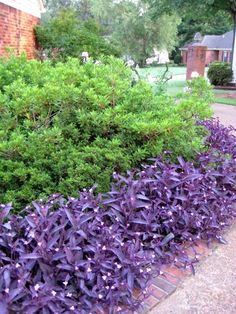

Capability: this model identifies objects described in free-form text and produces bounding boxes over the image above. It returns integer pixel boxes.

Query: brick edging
[136,240,214,313]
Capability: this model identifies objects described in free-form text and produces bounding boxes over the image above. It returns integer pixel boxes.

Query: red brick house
[0,0,44,58]
[180,30,233,66]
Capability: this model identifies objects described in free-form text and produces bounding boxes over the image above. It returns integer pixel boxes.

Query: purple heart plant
[0,119,235,313]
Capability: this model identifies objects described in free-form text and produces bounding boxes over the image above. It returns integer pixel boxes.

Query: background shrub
[173,52,182,65]
[35,9,120,61]
[0,55,212,209]
[207,61,233,86]
[0,119,235,313]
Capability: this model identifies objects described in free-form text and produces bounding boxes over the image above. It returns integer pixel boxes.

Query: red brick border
[98,240,219,313]
[137,240,214,313]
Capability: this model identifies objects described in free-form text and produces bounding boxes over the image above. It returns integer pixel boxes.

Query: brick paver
[149,222,236,314]
[137,240,213,312]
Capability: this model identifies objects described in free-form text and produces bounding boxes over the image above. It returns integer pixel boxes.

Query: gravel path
[149,104,236,314]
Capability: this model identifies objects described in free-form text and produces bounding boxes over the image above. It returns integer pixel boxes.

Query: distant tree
[35,9,120,60]
[42,0,180,66]
[42,0,111,34]
[178,11,232,47]
[171,10,232,64]
[111,0,180,66]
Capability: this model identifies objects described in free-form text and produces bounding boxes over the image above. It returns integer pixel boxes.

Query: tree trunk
[231,11,236,83]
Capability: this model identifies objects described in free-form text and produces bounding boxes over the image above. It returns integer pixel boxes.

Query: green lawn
[138,66,187,79]
[138,66,187,96]
[214,89,236,105]
[214,89,236,95]
[215,97,236,106]
[138,66,236,103]
[166,80,186,96]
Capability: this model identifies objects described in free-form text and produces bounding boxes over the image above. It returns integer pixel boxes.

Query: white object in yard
[81,51,89,57]
[232,28,236,83]
[153,48,169,64]
[146,57,154,65]
[183,86,192,93]
[127,59,135,67]
[191,71,200,78]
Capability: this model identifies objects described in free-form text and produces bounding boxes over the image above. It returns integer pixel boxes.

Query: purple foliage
[0,119,236,314]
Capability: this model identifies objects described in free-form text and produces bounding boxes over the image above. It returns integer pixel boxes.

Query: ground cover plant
[0,54,212,209]
[0,119,235,313]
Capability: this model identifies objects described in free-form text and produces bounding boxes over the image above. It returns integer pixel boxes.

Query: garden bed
[0,119,235,313]
[0,56,235,313]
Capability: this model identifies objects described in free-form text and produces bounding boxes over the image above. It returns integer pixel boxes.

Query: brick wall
[0,2,39,59]
[205,50,219,66]
[182,49,232,66]
[186,45,207,80]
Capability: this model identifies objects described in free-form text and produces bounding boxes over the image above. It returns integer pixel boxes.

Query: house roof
[180,30,233,51]
[0,0,45,18]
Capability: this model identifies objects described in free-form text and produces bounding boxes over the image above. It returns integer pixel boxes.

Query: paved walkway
[149,104,236,314]
[212,103,236,128]
[150,223,236,314]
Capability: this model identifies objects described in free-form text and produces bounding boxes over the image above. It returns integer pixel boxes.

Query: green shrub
[207,62,233,86]
[174,53,182,65]
[35,9,120,61]
[0,55,212,209]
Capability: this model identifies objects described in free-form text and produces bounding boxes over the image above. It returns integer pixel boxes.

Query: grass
[166,80,186,96]
[138,65,187,79]
[138,66,187,96]
[215,97,236,106]
[213,89,236,105]
[138,66,236,103]
[214,89,236,95]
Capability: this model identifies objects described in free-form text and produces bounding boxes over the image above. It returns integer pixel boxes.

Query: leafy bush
[207,62,233,86]
[0,55,212,209]
[174,53,182,65]
[35,9,120,61]
[0,119,235,313]
[179,77,214,115]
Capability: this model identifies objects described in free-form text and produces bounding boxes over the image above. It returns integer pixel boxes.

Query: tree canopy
[178,11,232,47]
[41,0,180,65]
[110,0,180,65]
[148,0,236,16]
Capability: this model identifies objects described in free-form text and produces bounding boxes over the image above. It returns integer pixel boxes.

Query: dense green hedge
[207,61,233,86]
[0,54,212,209]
